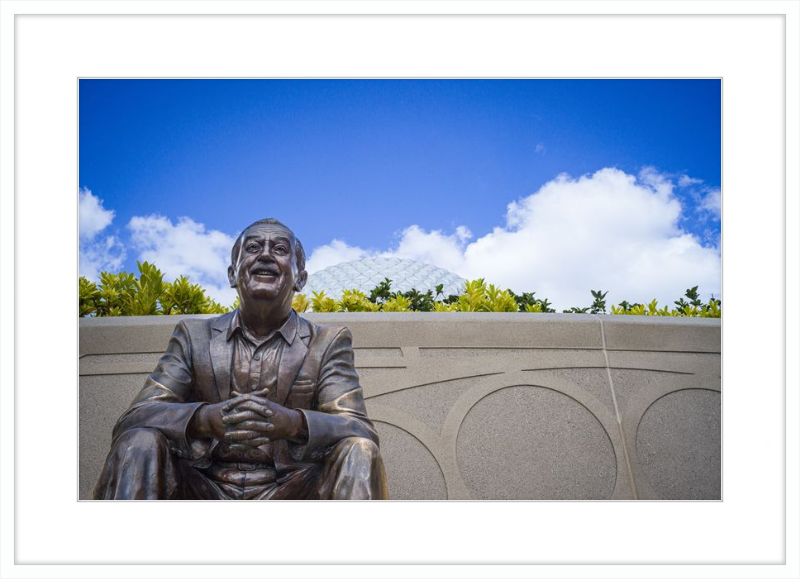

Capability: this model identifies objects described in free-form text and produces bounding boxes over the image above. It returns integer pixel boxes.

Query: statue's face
[228,223,306,305]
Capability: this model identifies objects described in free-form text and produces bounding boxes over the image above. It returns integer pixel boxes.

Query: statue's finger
[235,420,273,432]
[231,400,273,417]
[223,399,244,411]
[241,437,270,447]
[222,410,257,424]
[225,429,260,441]
[222,410,260,425]
[223,396,259,412]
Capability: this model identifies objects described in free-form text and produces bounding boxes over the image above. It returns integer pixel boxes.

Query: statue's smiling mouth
[251,266,280,278]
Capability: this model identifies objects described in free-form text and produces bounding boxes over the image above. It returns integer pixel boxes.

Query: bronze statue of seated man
[94,218,388,500]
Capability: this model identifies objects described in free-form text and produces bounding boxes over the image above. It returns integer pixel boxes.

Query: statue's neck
[238,301,292,340]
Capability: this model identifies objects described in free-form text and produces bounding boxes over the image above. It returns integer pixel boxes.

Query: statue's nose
[256,249,277,265]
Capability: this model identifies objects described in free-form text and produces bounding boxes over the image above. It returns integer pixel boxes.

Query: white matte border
[1,2,797,579]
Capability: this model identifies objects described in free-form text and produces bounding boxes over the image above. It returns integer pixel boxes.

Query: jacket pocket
[286,380,316,409]
[290,379,315,392]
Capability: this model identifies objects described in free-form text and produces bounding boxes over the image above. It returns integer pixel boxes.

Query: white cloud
[699,188,722,220]
[534,143,546,154]
[678,174,704,188]
[380,225,471,273]
[128,215,237,305]
[637,166,675,202]
[79,188,125,279]
[305,167,721,309]
[79,234,126,281]
[79,187,115,240]
[674,173,721,226]
[305,239,374,274]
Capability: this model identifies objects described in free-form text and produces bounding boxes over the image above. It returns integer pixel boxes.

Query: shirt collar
[227,308,298,345]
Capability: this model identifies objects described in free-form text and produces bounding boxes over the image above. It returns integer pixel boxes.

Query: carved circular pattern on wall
[456,385,617,500]
[635,388,721,500]
[374,422,448,500]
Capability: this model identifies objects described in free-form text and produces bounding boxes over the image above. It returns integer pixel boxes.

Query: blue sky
[79,79,721,309]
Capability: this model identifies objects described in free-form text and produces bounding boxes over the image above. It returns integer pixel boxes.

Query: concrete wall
[80,313,721,500]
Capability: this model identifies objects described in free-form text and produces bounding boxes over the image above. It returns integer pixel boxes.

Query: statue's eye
[246,243,260,252]
[274,245,288,255]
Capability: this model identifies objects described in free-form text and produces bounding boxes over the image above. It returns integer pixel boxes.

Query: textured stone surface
[80,314,211,356]
[525,348,608,370]
[304,313,605,350]
[523,368,616,415]
[354,347,403,359]
[370,376,492,434]
[79,374,148,499]
[456,386,616,500]
[610,368,676,417]
[374,422,447,500]
[420,348,538,357]
[608,351,721,376]
[611,368,720,417]
[356,368,406,394]
[602,316,720,353]
[636,389,721,500]
[79,352,161,375]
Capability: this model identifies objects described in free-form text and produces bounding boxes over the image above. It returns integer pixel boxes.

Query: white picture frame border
[1,1,797,578]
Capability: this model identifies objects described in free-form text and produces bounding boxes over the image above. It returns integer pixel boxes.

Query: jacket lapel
[276,316,310,406]
[210,313,234,401]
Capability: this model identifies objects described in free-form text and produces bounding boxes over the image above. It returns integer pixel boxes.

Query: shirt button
[254,353,261,360]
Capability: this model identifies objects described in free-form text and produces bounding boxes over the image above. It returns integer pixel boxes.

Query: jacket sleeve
[112,320,209,460]
[291,327,378,460]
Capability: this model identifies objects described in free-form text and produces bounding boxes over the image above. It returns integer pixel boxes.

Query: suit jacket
[112,309,378,475]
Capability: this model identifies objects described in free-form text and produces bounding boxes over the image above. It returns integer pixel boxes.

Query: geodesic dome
[301,257,466,299]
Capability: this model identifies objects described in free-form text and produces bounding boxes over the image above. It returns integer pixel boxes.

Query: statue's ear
[294,270,308,292]
[228,265,237,288]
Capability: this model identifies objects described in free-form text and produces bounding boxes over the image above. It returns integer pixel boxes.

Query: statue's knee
[114,428,168,454]
[335,436,380,459]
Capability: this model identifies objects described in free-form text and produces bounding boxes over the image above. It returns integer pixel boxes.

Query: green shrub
[79,262,236,317]
[367,278,394,304]
[484,284,518,312]
[509,290,554,313]
[382,294,411,312]
[458,279,488,312]
[310,291,337,313]
[292,293,311,313]
[79,276,100,317]
[609,288,721,318]
[338,289,379,312]
[161,275,208,315]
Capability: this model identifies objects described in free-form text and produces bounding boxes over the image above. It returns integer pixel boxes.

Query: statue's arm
[292,327,378,459]
[112,321,208,459]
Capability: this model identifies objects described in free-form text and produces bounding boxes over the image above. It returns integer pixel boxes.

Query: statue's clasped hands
[194,388,305,447]
[221,388,281,447]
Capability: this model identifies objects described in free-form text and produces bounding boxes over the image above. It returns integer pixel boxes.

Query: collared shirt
[210,309,297,465]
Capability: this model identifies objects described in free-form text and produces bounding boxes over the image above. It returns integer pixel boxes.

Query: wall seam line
[597,315,639,500]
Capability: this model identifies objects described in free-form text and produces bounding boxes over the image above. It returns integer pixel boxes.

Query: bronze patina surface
[94,219,388,500]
